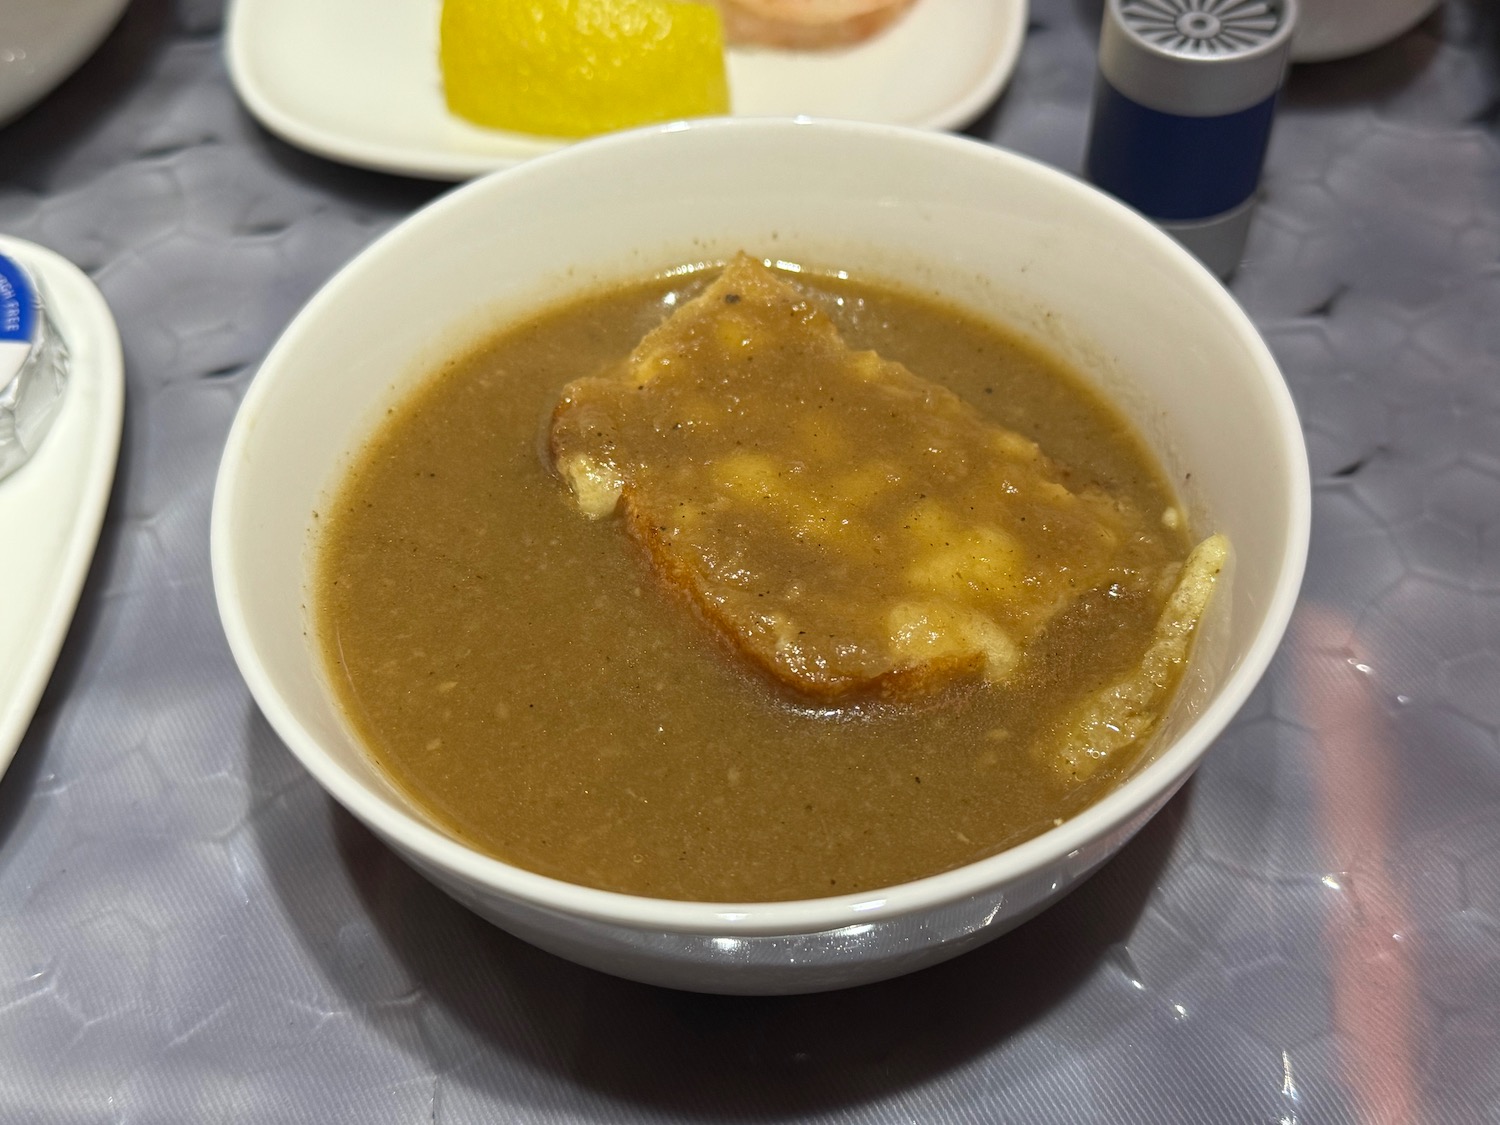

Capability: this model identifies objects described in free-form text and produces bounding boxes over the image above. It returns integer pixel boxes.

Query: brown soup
[313,263,1194,902]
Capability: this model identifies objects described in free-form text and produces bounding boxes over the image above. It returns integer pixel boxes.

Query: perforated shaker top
[1101,0,1298,116]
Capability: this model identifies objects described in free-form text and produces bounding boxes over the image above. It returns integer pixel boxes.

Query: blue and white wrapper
[0,251,70,482]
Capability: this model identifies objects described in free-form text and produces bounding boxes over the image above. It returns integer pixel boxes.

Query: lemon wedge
[440,0,731,139]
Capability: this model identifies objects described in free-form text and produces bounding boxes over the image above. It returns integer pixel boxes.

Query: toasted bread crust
[622,500,992,700]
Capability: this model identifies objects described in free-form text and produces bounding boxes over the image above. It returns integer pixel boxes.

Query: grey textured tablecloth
[1,1,1496,1121]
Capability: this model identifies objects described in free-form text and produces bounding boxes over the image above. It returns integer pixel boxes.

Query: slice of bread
[550,255,1149,702]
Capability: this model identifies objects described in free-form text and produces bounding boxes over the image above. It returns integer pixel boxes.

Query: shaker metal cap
[1099,0,1298,117]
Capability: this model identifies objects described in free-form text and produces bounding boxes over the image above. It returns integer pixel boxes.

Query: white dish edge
[0,236,124,779]
[226,0,1028,181]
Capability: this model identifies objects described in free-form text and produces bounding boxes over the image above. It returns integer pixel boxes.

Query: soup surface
[314,261,1198,902]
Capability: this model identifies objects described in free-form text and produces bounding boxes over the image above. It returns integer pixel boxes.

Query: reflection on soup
[313,259,1221,902]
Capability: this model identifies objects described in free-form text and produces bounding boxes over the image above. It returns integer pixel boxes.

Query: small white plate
[226,0,1027,181]
[0,236,124,780]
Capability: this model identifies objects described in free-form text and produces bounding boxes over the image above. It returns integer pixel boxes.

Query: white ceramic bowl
[1291,0,1440,63]
[0,0,131,128]
[212,118,1309,995]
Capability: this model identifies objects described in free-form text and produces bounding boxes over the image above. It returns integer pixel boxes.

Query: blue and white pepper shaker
[1085,0,1298,278]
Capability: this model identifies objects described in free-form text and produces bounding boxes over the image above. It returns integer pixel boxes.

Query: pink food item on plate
[715,0,919,48]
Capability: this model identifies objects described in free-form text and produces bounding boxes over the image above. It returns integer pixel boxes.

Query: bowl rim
[211,115,1311,938]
